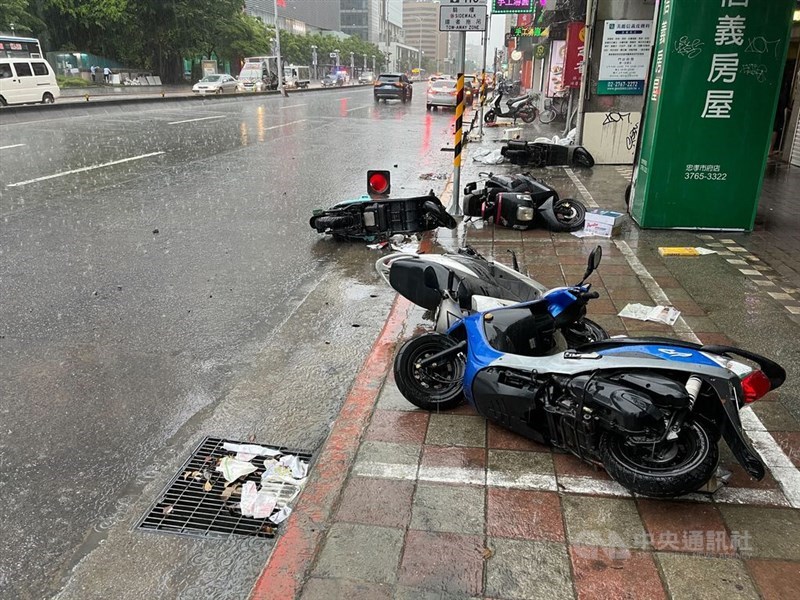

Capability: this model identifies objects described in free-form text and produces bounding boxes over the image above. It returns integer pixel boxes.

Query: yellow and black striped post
[449,72,465,216]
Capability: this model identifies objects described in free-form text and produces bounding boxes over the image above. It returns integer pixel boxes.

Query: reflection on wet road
[0,88,465,598]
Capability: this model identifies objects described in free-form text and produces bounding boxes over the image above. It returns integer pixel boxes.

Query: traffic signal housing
[367,170,391,197]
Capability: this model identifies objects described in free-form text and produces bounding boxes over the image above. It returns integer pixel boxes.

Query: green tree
[0,0,44,33]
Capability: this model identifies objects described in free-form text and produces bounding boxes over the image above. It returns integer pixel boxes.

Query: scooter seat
[506,95,528,105]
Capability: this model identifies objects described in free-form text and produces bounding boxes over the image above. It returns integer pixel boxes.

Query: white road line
[0,143,25,150]
[350,460,790,505]
[262,119,307,131]
[280,104,307,109]
[563,167,599,208]
[6,151,165,188]
[167,115,225,125]
[346,104,372,112]
[565,168,800,508]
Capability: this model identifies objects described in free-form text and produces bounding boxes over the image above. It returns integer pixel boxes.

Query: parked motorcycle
[393,247,785,497]
[463,172,586,231]
[310,171,456,242]
[483,86,537,124]
[376,245,607,346]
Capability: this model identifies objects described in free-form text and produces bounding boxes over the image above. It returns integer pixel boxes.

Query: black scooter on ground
[463,172,586,231]
[501,140,596,168]
[309,171,456,242]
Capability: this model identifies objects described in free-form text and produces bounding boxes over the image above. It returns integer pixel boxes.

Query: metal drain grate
[135,436,313,540]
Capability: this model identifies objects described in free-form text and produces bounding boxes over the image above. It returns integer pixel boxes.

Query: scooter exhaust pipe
[415,341,467,369]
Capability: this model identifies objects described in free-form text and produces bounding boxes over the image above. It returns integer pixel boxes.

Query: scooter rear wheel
[394,333,464,411]
[519,107,537,123]
[484,110,497,124]
[600,419,718,498]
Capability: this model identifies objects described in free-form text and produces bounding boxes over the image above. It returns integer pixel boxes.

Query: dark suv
[374,73,413,103]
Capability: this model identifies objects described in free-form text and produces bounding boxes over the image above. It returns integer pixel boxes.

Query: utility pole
[273,0,286,96]
[311,45,318,81]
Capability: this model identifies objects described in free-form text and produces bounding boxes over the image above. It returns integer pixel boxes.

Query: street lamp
[311,45,318,80]
[350,51,354,82]
[363,54,367,70]
[334,49,340,68]
[415,16,423,76]
[372,54,376,73]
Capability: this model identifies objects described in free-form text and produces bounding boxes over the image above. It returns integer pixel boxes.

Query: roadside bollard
[84,94,89,102]
[161,91,165,98]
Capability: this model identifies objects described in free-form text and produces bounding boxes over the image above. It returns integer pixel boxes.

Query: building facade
[402,0,448,73]
[244,0,341,34]
[341,0,404,44]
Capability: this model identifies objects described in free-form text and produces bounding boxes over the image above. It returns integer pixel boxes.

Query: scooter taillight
[741,370,771,403]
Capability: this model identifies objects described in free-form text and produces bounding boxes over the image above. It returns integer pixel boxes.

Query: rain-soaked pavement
[0,88,462,599]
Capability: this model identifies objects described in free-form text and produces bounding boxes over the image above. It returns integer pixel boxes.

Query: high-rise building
[341,0,404,44]
[402,0,448,73]
[244,1,340,34]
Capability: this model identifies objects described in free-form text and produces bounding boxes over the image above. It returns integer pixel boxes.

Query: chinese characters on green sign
[630,0,794,230]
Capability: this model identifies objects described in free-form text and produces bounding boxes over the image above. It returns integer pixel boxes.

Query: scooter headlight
[516,206,535,221]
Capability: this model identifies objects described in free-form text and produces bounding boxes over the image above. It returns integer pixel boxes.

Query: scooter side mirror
[423,266,441,291]
[579,246,602,284]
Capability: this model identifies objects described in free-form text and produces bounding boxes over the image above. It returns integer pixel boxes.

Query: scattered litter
[260,480,301,505]
[419,172,448,180]
[217,456,258,482]
[570,229,600,238]
[367,241,390,250]
[269,506,292,524]
[618,303,681,326]
[280,454,309,479]
[658,247,717,257]
[240,481,278,518]
[471,147,505,164]
[222,442,281,461]
[533,127,576,146]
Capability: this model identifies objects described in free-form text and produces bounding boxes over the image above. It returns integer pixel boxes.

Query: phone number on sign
[684,172,728,181]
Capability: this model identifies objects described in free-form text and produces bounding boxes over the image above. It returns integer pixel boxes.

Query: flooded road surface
[0,88,462,599]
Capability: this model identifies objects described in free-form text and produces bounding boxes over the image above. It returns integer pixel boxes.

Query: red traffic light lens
[367,171,390,195]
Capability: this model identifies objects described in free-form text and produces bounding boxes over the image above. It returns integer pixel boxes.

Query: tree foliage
[5,0,387,82]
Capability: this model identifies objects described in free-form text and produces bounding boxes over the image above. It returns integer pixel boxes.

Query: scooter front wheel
[551,198,587,232]
[484,110,497,124]
[394,333,465,411]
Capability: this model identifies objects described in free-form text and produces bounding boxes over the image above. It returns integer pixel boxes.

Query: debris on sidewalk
[658,246,718,256]
[618,303,681,326]
[419,172,448,180]
[582,209,624,238]
[533,127,577,146]
[367,241,390,250]
[472,147,505,164]
[240,481,278,518]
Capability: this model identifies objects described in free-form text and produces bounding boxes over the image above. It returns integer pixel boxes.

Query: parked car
[359,71,375,84]
[426,78,459,110]
[373,73,412,103]
[0,57,60,106]
[192,74,239,95]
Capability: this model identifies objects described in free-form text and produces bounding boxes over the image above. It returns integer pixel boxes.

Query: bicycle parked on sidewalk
[539,90,570,124]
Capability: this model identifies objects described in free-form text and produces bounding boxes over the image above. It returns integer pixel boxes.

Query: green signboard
[630,0,794,229]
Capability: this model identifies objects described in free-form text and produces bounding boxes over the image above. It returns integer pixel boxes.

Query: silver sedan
[426,79,458,110]
[192,74,240,95]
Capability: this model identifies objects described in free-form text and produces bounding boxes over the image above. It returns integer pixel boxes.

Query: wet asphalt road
[0,88,459,599]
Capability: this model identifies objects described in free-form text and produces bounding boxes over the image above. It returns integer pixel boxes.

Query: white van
[0,57,61,106]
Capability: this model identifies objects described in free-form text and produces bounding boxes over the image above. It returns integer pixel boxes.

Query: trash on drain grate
[135,436,312,539]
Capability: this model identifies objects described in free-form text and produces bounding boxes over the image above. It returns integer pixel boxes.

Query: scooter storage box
[363,197,429,234]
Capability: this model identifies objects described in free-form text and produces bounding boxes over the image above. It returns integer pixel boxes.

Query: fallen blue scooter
[394,246,785,498]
